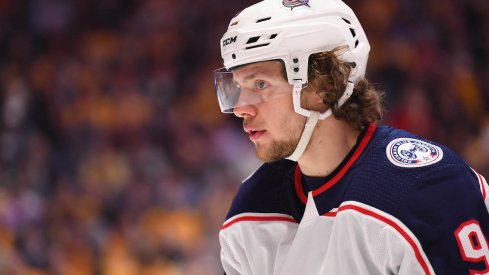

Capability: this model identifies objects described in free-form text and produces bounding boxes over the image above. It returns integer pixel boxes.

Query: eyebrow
[243,73,258,82]
[239,70,270,83]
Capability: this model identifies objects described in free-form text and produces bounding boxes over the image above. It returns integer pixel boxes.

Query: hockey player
[213,0,489,274]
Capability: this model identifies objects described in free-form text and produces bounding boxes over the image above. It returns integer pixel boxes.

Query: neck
[297,119,360,177]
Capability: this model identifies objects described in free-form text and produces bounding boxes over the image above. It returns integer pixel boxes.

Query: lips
[249,130,266,140]
[244,126,266,141]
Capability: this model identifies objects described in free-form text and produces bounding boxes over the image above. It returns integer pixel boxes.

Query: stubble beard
[254,120,303,163]
[255,139,297,162]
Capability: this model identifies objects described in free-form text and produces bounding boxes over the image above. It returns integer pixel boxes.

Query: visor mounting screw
[232,53,236,59]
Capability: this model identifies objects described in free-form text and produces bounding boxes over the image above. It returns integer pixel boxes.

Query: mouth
[247,129,266,141]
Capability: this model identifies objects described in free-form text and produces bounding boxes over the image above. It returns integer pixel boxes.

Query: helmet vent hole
[247,36,260,44]
[342,18,351,24]
[256,17,272,23]
[245,43,270,50]
[270,34,277,39]
[355,40,359,48]
[230,21,239,26]
[349,28,356,37]
[232,53,236,59]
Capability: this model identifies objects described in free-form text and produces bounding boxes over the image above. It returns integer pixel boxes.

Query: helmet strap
[286,110,320,161]
[286,80,354,162]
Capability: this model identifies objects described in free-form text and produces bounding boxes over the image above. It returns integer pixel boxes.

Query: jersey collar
[294,123,377,204]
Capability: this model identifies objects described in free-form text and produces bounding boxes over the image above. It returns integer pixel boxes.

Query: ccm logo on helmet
[223,36,237,47]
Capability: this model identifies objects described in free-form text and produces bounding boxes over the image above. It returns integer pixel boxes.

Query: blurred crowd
[0,0,487,274]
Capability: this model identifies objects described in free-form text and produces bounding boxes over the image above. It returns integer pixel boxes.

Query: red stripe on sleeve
[221,215,297,230]
[335,204,432,275]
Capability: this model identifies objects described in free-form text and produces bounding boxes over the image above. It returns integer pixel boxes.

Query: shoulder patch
[386,138,443,168]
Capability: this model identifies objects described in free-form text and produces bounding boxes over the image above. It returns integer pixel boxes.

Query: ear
[300,87,328,111]
[312,89,326,104]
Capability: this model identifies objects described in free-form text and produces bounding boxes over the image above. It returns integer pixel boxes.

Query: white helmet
[214,0,370,161]
[221,0,369,83]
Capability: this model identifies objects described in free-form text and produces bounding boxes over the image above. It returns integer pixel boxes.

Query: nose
[233,103,257,118]
[232,87,258,118]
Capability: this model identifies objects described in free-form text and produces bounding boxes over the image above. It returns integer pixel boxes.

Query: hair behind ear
[307,47,384,130]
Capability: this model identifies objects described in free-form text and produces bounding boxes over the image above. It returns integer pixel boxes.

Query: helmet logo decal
[282,0,310,10]
[223,36,237,47]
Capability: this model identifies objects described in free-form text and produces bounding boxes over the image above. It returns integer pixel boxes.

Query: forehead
[232,60,284,82]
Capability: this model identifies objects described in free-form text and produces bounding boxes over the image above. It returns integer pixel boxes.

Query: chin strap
[286,80,354,162]
[286,110,320,162]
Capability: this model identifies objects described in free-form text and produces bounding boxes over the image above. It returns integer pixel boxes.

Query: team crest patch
[386,138,443,168]
[283,0,310,10]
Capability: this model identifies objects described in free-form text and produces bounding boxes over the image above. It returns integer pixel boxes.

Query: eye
[255,80,269,90]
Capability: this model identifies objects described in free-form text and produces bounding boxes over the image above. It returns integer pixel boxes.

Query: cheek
[274,109,306,140]
[262,94,305,137]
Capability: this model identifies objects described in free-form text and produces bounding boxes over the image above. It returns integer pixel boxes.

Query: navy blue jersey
[220,125,489,275]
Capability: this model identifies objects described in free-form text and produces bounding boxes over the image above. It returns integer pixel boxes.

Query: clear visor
[213,67,290,113]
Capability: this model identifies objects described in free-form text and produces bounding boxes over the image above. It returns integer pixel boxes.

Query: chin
[255,151,282,163]
[255,141,295,163]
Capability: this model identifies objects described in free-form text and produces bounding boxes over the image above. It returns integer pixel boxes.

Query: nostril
[233,106,246,117]
[233,104,256,118]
